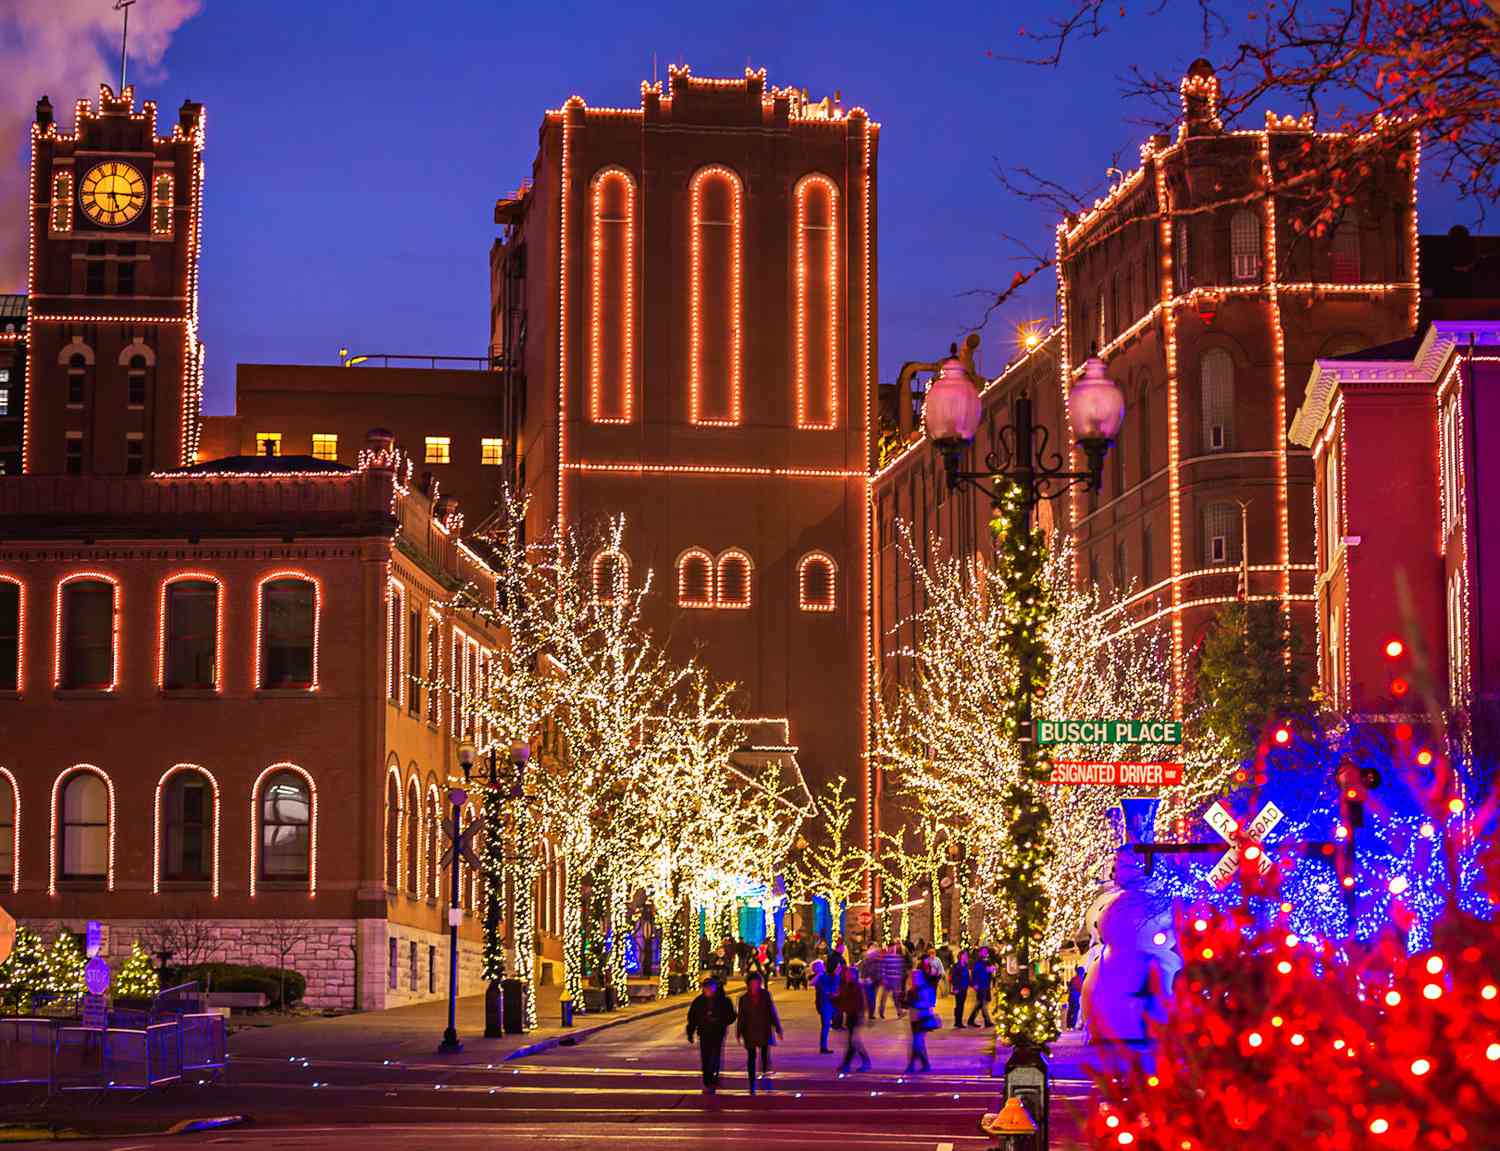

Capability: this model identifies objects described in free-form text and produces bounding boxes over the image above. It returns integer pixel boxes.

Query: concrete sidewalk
[228,977,731,1067]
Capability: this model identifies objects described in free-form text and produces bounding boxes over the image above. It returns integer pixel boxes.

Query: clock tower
[25,85,205,475]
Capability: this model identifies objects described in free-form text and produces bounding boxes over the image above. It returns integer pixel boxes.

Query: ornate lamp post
[440,739,476,1054]
[917,334,1124,1151]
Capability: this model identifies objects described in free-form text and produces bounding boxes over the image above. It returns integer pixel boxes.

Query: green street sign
[1034,719,1183,745]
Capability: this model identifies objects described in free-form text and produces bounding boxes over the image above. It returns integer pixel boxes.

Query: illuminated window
[258,771,311,881]
[311,434,338,462]
[60,772,109,880]
[589,168,636,423]
[689,167,743,425]
[0,774,14,884]
[406,778,420,897]
[162,770,212,882]
[1200,349,1233,452]
[716,550,752,610]
[0,385,8,417]
[151,172,174,236]
[794,175,838,428]
[61,579,115,689]
[256,432,282,457]
[1330,210,1361,284]
[260,577,316,689]
[50,171,74,233]
[1203,502,1240,565]
[424,437,451,464]
[798,552,836,612]
[1448,570,1468,707]
[163,579,218,689]
[0,580,18,692]
[1231,210,1261,282]
[592,550,629,603]
[480,438,504,465]
[677,549,713,608]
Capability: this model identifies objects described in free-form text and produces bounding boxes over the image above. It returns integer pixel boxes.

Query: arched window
[716,550,752,609]
[677,548,713,608]
[406,777,420,897]
[1330,210,1361,283]
[689,166,743,425]
[161,576,220,690]
[425,786,439,902]
[58,576,117,690]
[159,766,215,886]
[0,577,20,693]
[589,168,636,423]
[0,768,17,890]
[385,769,400,890]
[1203,501,1241,566]
[592,550,629,604]
[1200,349,1234,452]
[1231,210,1261,282]
[794,174,839,428]
[59,770,110,882]
[258,574,318,689]
[257,768,312,886]
[798,553,837,612]
[1324,439,1343,572]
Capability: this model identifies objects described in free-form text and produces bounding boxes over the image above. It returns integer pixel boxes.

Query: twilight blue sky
[4,0,1470,414]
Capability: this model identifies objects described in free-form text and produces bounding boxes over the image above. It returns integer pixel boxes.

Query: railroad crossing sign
[1204,799,1283,889]
[439,814,486,870]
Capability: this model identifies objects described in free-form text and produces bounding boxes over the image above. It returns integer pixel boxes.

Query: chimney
[35,96,53,129]
[1180,60,1220,136]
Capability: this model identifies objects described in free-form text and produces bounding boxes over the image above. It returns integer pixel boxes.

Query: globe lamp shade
[923,358,983,446]
[1068,357,1125,444]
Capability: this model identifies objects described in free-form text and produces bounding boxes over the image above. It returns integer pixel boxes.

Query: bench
[626,984,657,1003]
[204,992,269,1010]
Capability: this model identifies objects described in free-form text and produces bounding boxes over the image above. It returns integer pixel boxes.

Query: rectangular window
[409,940,419,992]
[424,437,451,465]
[256,432,282,457]
[261,579,315,689]
[0,780,12,881]
[65,433,83,475]
[388,938,398,990]
[311,433,338,462]
[0,581,18,692]
[428,944,436,994]
[67,372,85,407]
[126,434,144,475]
[116,260,135,296]
[388,586,404,704]
[408,608,421,715]
[480,437,504,466]
[128,372,146,408]
[62,580,114,689]
[164,580,218,689]
[85,260,105,295]
[426,622,439,726]
[0,387,9,417]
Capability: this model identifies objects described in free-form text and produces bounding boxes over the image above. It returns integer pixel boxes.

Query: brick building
[1289,320,1500,768]
[873,60,1421,739]
[489,66,879,850]
[0,295,23,477]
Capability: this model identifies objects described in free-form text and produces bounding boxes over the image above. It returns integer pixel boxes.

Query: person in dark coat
[685,976,736,1093]
[814,955,842,1053]
[1066,965,1085,1030]
[834,963,872,1074]
[966,946,994,1028]
[951,950,971,1028]
[735,973,783,1094]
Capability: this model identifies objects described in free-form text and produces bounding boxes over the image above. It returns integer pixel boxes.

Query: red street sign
[1048,761,1183,786]
[855,910,873,927]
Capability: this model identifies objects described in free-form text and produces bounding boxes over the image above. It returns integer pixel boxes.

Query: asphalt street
[8,984,1094,1149]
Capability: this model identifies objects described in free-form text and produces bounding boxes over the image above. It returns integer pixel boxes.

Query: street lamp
[440,739,476,1053]
[919,333,1123,1151]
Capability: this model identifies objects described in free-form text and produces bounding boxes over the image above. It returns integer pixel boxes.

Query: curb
[506,981,745,1061]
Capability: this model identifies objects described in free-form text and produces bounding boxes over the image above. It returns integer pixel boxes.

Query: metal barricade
[53,1025,115,1090]
[0,1018,54,1085]
[180,1012,226,1071]
[145,1021,182,1085]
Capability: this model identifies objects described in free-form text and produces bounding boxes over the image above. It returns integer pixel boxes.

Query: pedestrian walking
[834,964,872,1074]
[857,942,882,1017]
[735,972,783,1094]
[905,957,942,1073]
[967,947,994,1028]
[878,941,908,1018]
[685,976,736,1094]
[951,949,971,1028]
[1066,965,1085,1030]
[815,954,842,1052]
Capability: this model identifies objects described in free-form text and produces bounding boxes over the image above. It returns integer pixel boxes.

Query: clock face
[79,161,146,227]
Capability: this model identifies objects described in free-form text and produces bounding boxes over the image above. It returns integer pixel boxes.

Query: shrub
[176,962,305,1007]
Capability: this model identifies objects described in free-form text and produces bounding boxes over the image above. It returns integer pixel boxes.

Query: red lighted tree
[1091,895,1500,1150]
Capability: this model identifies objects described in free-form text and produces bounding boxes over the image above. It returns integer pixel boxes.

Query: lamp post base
[1002,1041,1050,1150]
[438,1029,463,1053]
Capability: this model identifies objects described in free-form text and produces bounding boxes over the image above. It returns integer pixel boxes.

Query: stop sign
[856,910,873,927]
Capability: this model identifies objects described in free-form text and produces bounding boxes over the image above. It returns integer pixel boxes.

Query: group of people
[685,936,1008,1092]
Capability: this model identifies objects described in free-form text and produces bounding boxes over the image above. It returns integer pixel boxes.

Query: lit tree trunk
[929,863,945,944]
[510,801,538,1029]
[657,867,686,999]
[481,786,506,984]
[563,859,584,1002]
[605,870,630,1006]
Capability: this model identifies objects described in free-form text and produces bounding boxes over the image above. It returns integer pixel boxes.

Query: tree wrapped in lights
[0,927,47,1012]
[46,931,87,998]
[114,940,159,1000]
[870,802,950,943]
[793,775,864,948]
[878,518,1236,1045]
